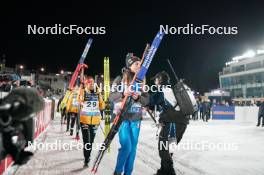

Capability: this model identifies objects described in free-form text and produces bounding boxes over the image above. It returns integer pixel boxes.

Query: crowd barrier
[0,99,55,175]
[235,106,259,123]
[212,106,235,120]
[212,105,259,123]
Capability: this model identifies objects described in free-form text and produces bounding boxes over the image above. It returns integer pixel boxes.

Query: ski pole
[99,123,105,136]
[146,109,158,125]
[167,59,180,82]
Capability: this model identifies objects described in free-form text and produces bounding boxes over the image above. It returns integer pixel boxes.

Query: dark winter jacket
[57,95,64,112]
[202,102,210,114]
[109,76,149,121]
[259,102,264,116]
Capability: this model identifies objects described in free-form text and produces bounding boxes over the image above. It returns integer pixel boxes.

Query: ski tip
[88,38,93,42]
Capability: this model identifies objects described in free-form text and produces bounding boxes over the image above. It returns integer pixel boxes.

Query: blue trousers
[115,120,141,175]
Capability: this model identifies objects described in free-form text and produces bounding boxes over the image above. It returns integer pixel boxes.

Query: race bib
[83,100,99,112]
[128,102,142,114]
[72,93,79,107]
[81,94,100,116]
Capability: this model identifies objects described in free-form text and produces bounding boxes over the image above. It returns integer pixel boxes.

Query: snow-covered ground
[14,113,264,175]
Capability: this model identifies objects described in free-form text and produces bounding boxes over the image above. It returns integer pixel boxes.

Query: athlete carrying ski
[57,93,67,124]
[109,53,149,175]
[66,85,81,137]
[147,71,189,175]
[60,38,93,133]
[59,89,72,131]
[79,76,105,167]
[91,31,164,174]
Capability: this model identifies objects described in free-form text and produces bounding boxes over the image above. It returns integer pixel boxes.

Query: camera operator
[0,87,44,165]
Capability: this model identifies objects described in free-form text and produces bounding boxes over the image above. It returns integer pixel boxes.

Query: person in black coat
[256,99,264,127]
[199,100,203,119]
[57,94,67,124]
[147,71,188,175]
[202,99,210,122]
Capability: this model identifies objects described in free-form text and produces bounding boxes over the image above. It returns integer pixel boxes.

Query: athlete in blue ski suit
[109,53,149,175]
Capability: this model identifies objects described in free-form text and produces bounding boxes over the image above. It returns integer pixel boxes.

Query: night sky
[1,0,264,93]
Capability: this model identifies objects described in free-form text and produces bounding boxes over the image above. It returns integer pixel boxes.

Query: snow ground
[14,113,264,175]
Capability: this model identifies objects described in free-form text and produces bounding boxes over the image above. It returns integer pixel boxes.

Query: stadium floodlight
[225,59,239,66]
[257,50,264,54]
[232,55,245,61]
[212,89,222,95]
[243,50,255,58]
[19,65,24,69]
[232,50,256,61]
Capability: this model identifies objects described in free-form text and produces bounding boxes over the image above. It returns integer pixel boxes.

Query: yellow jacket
[66,88,81,113]
[79,88,105,125]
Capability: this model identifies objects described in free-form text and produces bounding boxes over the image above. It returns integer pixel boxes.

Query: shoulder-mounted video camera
[0,88,44,165]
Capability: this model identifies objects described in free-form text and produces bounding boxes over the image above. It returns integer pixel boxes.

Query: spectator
[250,99,257,106]
[212,99,217,107]
[57,94,66,124]
[192,98,199,120]
[202,99,210,122]
[199,99,203,120]
[207,99,212,119]
[256,98,264,127]
[220,100,226,106]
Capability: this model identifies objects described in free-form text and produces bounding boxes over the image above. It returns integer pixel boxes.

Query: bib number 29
[87,101,97,107]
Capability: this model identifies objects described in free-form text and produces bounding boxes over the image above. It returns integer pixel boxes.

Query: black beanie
[125,53,140,68]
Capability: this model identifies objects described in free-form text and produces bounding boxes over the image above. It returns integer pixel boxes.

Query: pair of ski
[91,31,165,174]
[59,38,92,120]
[63,38,92,140]
[69,38,93,90]
[103,57,111,152]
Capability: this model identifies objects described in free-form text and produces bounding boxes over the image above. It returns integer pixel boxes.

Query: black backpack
[167,59,197,116]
